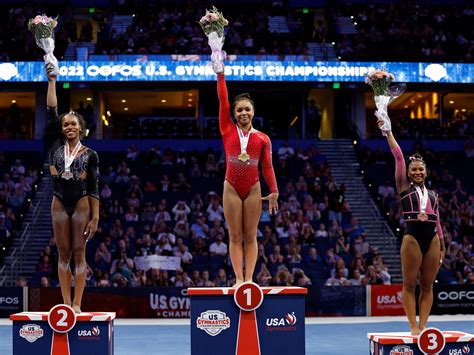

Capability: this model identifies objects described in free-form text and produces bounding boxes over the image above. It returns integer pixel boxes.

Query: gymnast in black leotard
[378,116,446,335]
[45,63,99,313]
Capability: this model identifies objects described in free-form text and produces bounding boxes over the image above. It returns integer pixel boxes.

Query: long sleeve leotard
[217,74,278,199]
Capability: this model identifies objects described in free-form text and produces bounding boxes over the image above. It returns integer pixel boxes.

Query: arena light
[11,99,16,103]
[353,139,357,145]
[106,110,111,117]
[89,7,95,13]
[101,114,106,120]
[188,98,193,102]
[331,42,335,46]
[462,108,467,112]
[86,97,92,101]
[333,82,340,89]
[161,99,167,103]
[63,82,70,89]
[350,16,354,19]
[354,22,358,25]
[124,107,129,111]
[449,100,454,104]
[302,8,309,14]
[404,105,408,108]
[121,99,127,103]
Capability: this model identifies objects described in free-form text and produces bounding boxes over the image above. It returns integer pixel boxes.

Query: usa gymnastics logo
[196,310,230,336]
[265,312,297,332]
[389,345,414,355]
[19,324,44,343]
[78,326,101,340]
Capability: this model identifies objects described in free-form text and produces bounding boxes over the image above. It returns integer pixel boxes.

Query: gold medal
[417,213,428,221]
[238,152,250,162]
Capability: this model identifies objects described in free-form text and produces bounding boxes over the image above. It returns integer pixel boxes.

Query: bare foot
[72,304,82,314]
[233,279,244,288]
[410,327,421,336]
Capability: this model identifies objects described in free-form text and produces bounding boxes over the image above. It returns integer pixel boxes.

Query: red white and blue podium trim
[10,310,115,355]
[189,285,307,355]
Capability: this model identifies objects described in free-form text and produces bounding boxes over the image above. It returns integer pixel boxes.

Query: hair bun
[409,153,424,161]
[235,93,251,100]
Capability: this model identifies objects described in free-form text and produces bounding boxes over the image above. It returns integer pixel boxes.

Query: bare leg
[419,235,441,331]
[51,197,72,306]
[242,183,262,282]
[223,181,244,286]
[400,234,423,335]
[71,197,90,313]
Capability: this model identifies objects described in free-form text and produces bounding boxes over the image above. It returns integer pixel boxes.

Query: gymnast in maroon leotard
[379,117,446,335]
[217,71,279,287]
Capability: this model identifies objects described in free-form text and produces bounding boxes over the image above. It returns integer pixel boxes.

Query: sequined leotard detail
[217,74,278,199]
[391,146,443,253]
[46,106,99,216]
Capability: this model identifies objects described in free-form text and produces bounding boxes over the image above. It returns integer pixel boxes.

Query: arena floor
[0,315,472,354]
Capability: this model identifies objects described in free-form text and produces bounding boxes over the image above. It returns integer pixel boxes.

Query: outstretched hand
[45,63,57,82]
[375,110,391,135]
[262,192,279,215]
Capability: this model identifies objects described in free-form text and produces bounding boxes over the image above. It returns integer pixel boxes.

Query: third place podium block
[10,304,115,355]
[189,283,307,355]
[368,328,474,355]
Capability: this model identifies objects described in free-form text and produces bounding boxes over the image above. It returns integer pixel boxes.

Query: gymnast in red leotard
[217,71,279,287]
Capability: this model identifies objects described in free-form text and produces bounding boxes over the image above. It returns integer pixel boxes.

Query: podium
[189,285,307,355]
[368,330,474,355]
[10,307,115,355]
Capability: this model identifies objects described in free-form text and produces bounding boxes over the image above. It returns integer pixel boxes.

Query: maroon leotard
[391,146,443,240]
[217,74,278,199]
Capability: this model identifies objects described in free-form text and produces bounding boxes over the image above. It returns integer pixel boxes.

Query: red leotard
[217,74,278,200]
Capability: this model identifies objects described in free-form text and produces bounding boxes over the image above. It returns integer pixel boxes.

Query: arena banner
[368,284,404,316]
[0,287,23,317]
[28,287,190,318]
[431,284,474,315]
[133,255,181,271]
[0,60,472,83]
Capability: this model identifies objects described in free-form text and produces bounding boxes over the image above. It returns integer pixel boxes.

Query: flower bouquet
[28,15,59,76]
[199,6,228,74]
[365,69,406,136]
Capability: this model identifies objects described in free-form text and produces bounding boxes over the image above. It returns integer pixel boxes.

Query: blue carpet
[1,320,472,354]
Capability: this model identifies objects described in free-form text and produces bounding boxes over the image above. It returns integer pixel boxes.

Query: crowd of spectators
[367,115,474,140]
[0,152,40,264]
[34,143,392,288]
[1,1,472,63]
[330,3,474,62]
[361,142,474,286]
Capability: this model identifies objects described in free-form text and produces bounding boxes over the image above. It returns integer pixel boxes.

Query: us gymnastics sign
[0,60,472,83]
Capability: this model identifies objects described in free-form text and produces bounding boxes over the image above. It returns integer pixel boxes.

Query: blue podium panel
[10,312,115,355]
[368,331,474,355]
[189,286,307,355]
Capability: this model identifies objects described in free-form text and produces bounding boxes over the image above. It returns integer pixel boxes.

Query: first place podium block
[368,330,474,355]
[10,308,115,355]
[189,285,307,355]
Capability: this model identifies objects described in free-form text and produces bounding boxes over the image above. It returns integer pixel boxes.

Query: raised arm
[378,117,409,193]
[217,73,233,135]
[45,64,61,163]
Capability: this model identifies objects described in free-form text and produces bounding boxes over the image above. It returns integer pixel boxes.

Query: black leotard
[46,106,99,216]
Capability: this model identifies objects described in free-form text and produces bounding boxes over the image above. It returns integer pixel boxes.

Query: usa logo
[78,326,101,337]
[285,312,297,326]
[196,310,230,336]
[19,324,44,343]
